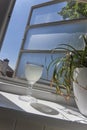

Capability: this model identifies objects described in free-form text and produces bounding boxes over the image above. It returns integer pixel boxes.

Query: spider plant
[48,34,87,99]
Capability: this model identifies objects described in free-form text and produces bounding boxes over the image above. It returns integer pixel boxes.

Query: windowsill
[0,76,76,107]
[0,91,87,129]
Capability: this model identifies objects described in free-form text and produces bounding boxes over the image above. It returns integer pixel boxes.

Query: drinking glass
[20,62,43,102]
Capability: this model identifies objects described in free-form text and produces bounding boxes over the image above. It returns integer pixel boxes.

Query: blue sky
[0,0,50,69]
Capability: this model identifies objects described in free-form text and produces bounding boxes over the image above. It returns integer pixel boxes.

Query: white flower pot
[73,67,87,116]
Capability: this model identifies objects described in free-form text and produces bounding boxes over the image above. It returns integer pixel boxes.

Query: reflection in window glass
[30,2,67,25]
[16,53,64,80]
[30,1,87,25]
[24,21,87,50]
[16,0,87,82]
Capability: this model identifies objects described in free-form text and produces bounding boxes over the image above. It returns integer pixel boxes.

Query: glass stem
[27,83,33,96]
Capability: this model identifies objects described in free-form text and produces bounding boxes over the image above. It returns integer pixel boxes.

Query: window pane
[24,21,87,50]
[16,53,64,80]
[30,2,67,25]
[30,1,87,25]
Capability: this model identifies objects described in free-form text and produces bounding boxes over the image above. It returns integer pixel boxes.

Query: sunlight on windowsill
[0,91,87,124]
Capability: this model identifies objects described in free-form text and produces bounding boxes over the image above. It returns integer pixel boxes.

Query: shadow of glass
[31,102,59,115]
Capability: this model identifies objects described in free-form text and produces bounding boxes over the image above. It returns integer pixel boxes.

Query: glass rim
[26,62,44,67]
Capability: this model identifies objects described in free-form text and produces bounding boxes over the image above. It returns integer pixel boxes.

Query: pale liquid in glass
[25,63,43,85]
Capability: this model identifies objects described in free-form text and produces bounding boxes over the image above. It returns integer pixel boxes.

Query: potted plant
[49,34,87,116]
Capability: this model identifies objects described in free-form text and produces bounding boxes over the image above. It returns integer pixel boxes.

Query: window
[0,0,16,50]
[15,0,87,83]
[0,0,87,98]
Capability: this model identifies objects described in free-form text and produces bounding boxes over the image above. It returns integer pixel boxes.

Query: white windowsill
[0,76,76,107]
[0,91,87,129]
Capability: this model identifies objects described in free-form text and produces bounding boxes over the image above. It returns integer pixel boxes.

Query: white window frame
[0,0,16,50]
[14,0,87,83]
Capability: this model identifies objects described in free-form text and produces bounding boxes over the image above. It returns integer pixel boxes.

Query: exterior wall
[1,59,9,76]
[0,59,13,77]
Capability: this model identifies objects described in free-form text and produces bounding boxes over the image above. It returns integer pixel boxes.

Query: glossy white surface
[0,91,87,124]
[73,68,87,116]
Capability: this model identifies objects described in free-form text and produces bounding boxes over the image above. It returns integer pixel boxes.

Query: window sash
[14,0,87,92]
[29,0,87,25]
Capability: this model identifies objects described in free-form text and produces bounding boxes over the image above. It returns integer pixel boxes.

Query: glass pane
[24,21,87,50]
[16,53,64,81]
[30,1,87,25]
[30,2,67,25]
